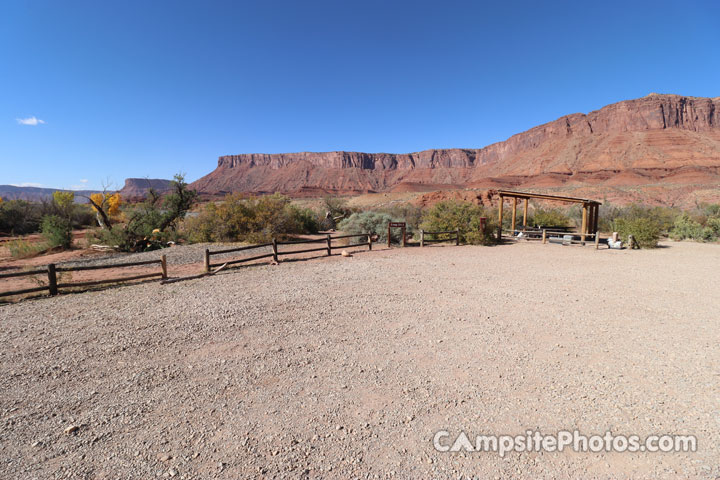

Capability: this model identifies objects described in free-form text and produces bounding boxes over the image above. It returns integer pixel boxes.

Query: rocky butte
[119,178,174,201]
[190,94,720,205]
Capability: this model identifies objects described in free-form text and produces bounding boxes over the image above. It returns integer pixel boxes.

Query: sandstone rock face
[190,94,720,199]
[119,178,173,201]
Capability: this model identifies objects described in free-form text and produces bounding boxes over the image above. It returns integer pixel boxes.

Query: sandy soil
[1,241,719,479]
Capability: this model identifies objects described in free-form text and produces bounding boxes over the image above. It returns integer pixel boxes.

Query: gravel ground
[1,241,719,479]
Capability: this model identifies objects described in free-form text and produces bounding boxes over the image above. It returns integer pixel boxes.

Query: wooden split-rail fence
[419,229,460,247]
[204,233,372,272]
[0,256,167,298]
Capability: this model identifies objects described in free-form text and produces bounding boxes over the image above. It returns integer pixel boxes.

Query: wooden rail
[419,229,460,247]
[204,234,372,272]
[0,256,167,299]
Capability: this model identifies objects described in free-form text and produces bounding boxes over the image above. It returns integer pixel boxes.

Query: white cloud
[10,182,44,188]
[16,116,46,126]
[69,179,91,190]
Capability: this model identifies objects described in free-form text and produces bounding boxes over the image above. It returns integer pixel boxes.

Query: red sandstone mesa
[190,94,720,203]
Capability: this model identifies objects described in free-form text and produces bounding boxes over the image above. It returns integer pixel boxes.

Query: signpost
[387,222,407,247]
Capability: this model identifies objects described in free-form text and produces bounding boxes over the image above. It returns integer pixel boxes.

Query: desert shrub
[337,211,398,243]
[377,203,424,230]
[182,193,319,243]
[529,208,571,228]
[613,217,661,248]
[0,200,42,235]
[708,217,720,236]
[40,215,73,249]
[670,213,717,242]
[7,239,47,258]
[88,174,197,251]
[323,196,355,218]
[70,204,98,228]
[420,200,495,245]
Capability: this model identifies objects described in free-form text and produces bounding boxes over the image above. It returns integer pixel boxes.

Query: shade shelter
[497,190,601,241]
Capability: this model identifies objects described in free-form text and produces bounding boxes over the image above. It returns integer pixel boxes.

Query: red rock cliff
[190,94,720,196]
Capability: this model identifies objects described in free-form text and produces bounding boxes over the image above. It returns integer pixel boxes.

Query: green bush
[708,217,720,236]
[529,208,571,228]
[613,217,661,248]
[377,203,424,230]
[40,215,73,249]
[182,193,319,243]
[0,200,41,235]
[599,203,678,235]
[670,213,717,242]
[420,200,495,245]
[7,239,47,258]
[337,211,398,243]
[88,174,197,252]
[71,204,98,228]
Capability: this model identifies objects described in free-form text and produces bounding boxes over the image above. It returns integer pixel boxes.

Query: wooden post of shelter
[594,204,600,234]
[47,264,58,296]
[581,204,588,244]
[511,197,518,233]
[522,198,528,228]
[497,196,504,241]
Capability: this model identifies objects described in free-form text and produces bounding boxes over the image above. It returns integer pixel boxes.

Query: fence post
[367,233,372,251]
[326,234,332,256]
[542,229,547,244]
[628,235,635,249]
[455,228,460,246]
[420,229,424,247]
[272,238,279,262]
[47,264,58,296]
[204,249,210,273]
[387,224,391,248]
[160,255,167,279]
[401,226,406,247]
[594,232,600,250]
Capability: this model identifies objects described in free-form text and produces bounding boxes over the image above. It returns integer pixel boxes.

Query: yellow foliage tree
[106,193,121,215]
[53,191,75,219]
[88,192,122,229]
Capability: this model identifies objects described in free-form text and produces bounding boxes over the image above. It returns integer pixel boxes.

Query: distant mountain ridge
[0,178,173,203]
[189,94,720,204]
[0,185,100,203]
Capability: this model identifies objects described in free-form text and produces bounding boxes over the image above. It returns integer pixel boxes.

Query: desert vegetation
[4,186,720,260]
[88,174,197,252]
[182,192,318,243]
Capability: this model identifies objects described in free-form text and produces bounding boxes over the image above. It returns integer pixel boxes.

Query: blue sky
[2,0,719,190]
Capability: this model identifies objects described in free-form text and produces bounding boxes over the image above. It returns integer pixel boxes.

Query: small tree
[158,174,197,231]
[53,191,75,220]
[86,191,121,229]
[41,215,73,249]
